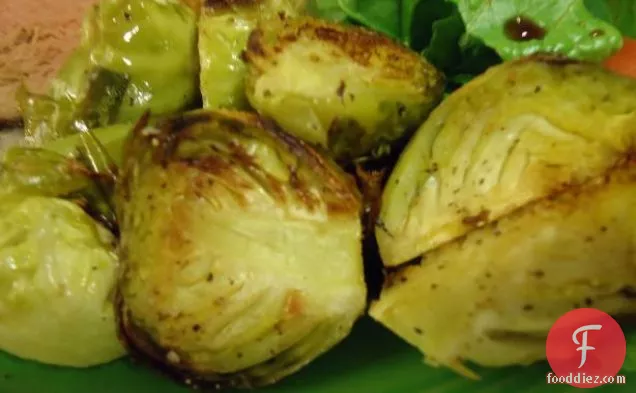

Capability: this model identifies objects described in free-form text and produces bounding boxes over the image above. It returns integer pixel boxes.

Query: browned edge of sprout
[243,15,441,87]
[203,0,261,9]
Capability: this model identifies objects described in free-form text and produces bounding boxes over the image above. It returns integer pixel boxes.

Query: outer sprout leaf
[0,148,92,198]
[44,123,134,167]
[0,146,119,234]
[85,0,199,121]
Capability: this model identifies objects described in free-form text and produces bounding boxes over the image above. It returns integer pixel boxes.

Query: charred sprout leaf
[19,0,198,145]
[199,0,307,110]
[0,148,92,198]
[371,57,636,376]
[115,110,366,388]
[1,145,119,234]
[244,17,445,162]
[0,194,125,367]
[371,165,636,377]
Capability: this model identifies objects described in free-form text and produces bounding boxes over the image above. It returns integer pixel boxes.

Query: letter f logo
[572,324,602,368]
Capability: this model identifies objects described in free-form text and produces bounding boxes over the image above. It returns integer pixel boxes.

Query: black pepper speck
[531,270,545,278]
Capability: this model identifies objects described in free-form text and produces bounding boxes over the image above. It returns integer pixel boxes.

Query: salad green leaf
[307,0,348,22]
[450,0,624,61]
[337,0,401,39]
[419,3,500,86]
[402,0,454,50]
[585,0,636,38]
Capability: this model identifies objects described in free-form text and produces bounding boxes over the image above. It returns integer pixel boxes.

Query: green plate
[0,318,632,393]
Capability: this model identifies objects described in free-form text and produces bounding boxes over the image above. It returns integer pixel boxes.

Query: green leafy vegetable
[420,3,500,87]
[337,0,401,39]
[307,0,348,22]
[585,0,636,38]
[402,0,453,50]
[310,0,633,91]
[308,0,499,88]
[450,0,623,61]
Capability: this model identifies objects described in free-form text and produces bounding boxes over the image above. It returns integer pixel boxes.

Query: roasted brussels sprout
[115,110,367,388]
[199,0,307,109]
[243,17,445,161]
[376,56,636,268]
[369,56,636,376]
[0,193,124,367]
[20,0,199,144]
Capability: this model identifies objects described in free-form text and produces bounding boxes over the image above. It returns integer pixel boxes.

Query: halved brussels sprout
[115,110,366,388]
[243,16,445,161]
[0,194,124,367]
[377,56,636,268]
[370,164,636,376]
[370,57,636,376]
[199,0,307,109]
